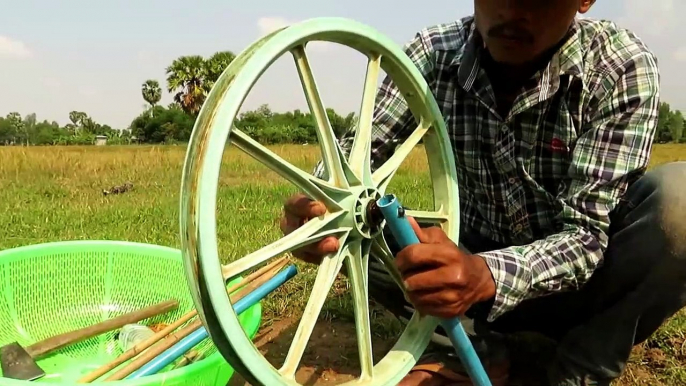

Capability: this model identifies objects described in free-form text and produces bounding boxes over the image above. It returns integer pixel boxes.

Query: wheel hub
[351,187,382,240]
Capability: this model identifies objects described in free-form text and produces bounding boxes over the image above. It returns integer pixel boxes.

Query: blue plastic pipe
[127,264,298,379]
[376,194,492,386]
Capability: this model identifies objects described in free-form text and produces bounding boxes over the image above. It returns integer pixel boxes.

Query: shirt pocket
[528,108,578,197]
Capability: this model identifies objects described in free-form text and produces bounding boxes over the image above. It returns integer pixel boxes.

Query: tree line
[0,49,683,145]
[657,102,685,143]
[0,50,356,145]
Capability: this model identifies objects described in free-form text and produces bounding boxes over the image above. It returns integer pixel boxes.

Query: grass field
[1,143,686,385]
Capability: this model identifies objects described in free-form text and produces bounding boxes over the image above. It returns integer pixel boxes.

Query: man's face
[474,0,594,65]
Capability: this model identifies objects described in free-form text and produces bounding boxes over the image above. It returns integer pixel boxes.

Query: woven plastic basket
[0,240,262,385]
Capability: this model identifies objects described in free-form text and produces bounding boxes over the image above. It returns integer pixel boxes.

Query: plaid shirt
[315,16,660,322]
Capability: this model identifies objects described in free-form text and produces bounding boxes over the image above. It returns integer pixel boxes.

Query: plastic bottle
[118,324,156,352]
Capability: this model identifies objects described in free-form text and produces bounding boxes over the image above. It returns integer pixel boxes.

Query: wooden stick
[232,259,288,300]
[27,299,179,358]
[225,257,288,295]
[77,257,287,383]
[76,306,197,383]
[79,258,287,382]
[104,319,204,381]
[102,262,286,381]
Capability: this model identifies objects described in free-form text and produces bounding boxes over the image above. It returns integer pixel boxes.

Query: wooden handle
[26,299,179,358]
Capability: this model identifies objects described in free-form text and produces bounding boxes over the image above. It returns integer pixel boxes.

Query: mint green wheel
[179,17,461,386]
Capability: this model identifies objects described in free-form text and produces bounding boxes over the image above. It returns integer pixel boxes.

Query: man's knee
[621,162,686,278]
[637,162,686,254]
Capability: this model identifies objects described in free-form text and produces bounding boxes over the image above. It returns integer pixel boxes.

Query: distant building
[95,135,108,146]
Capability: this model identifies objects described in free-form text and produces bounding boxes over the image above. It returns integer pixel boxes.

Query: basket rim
[0,240,181,261]
[0,240,263,385]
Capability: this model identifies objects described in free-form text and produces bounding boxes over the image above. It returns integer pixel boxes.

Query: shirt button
[508,177,516,184]
[514,224,523,232]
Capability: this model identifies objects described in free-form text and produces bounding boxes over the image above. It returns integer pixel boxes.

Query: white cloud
[673,46,686,62]
[0,36,32,59]
[617,0,676,37]
[257,16,294,36]
[256,17,328,52]
[42,77,61,89]
[78,86,97,97]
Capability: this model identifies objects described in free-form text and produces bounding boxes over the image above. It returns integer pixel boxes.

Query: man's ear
[579,0,596,13]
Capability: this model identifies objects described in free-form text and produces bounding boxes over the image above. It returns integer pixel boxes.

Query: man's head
[474,0,596,65]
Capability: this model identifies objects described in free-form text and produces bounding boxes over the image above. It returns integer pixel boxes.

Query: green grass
[1,143,686,384]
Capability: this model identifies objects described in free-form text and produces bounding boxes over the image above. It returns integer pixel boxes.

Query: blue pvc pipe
[127,264,298,379]
[376,194,492,386]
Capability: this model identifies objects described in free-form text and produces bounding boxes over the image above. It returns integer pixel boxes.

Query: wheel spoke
[278,232,350,379]
[345,239,374,380]
[349,54,381,186]
[405,208,449,226]
[370,234,410,301]
[372,119,431,193]
[230,128,347,209]
[220,212,349,280]
[292,45,355,188]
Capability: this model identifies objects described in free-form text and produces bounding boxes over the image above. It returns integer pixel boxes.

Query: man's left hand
[395,217,497,319]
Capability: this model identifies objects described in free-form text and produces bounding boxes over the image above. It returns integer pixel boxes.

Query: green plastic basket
[0,240,261,385]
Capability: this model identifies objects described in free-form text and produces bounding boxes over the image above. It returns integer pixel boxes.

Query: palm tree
[204,51,236,92]
[141,79,162,114]
[69,111,86,127]
[68,111,87,133]
[166,55,207,116]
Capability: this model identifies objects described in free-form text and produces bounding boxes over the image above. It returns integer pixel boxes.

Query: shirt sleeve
[312,31,436,179]
[478,51,661,322]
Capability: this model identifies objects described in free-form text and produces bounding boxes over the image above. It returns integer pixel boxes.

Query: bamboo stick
[99,259,288,382]
[77,257,288,383]
[225,256,289,294]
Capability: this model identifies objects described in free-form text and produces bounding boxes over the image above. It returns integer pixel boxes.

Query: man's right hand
[280,193,339,265]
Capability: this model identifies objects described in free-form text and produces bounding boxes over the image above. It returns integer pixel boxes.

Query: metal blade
[0,342,46,381]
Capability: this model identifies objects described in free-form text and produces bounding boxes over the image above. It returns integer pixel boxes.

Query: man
[280,1,686,385]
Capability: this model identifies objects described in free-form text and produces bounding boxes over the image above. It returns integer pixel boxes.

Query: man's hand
[280,193,339,265]
[395,217,496,319]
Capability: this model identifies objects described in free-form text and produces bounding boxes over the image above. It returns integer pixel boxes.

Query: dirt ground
[228,316,558,386]
[227,316,682,386]
[228,317,396,386]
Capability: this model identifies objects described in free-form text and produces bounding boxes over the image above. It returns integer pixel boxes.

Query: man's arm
[312,31,437,179]
[478,50,660,322]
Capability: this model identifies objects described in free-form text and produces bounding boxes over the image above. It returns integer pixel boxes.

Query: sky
[0,0,683,129]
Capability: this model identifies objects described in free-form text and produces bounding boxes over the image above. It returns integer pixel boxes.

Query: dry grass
[0,143,685,384]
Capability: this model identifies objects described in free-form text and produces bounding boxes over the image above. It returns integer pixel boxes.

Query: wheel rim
[179,17,460,386]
